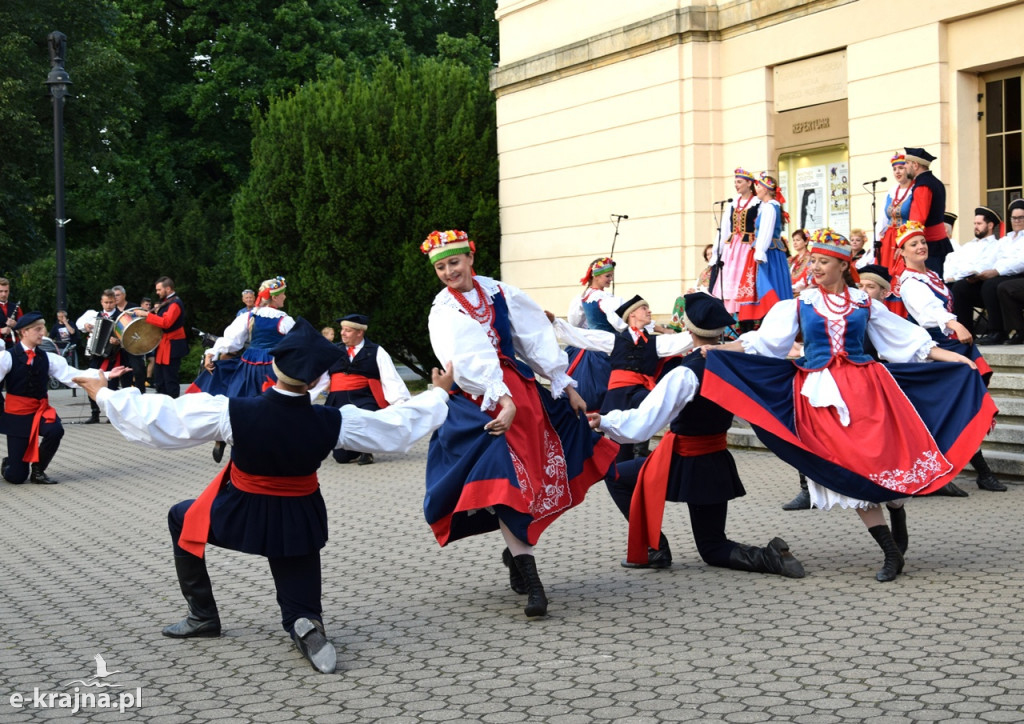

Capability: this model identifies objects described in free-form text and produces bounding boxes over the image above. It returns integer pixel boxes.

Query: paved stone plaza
[1,388,1022,723]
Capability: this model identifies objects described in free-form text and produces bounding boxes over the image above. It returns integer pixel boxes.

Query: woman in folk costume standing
[736,172,794,328]
[564,257,622,411]
[702,229,996,582]
[422,230,618,618]
[896,221,1006,494]
[190,276,307,461]
[875,151,915,294]
[710,168,760,316]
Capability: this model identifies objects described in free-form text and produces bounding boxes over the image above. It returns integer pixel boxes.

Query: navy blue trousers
[168,499,322,634]
[3,418,64,483]
[605,465,736,567]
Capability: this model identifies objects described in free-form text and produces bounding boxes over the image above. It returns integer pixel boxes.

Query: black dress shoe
[212,441,226,463]
[29,465,57,485]
[1004,332,1024,345]
[292,617,336,674]
[929,481,969,497]
[977,472,1007,492]
[83,414,100,424]
[356,453,374,466]
[621,545,672,569]
[977,332,1006,345]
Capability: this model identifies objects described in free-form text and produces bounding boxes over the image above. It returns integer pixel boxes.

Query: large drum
[114,308,162,355]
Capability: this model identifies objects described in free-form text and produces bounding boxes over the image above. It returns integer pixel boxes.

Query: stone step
[991,396,1024,426]
[987,372,1024,397]
[975,344,1024,369]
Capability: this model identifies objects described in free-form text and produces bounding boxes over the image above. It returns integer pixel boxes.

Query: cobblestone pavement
[1,388,1022,723]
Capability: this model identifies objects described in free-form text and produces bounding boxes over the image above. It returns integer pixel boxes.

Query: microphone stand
[610,214,626,295]
[710,201,729,300]
[863,179,884,255]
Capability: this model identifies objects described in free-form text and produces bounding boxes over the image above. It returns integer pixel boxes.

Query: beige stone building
[491,0,1024,318]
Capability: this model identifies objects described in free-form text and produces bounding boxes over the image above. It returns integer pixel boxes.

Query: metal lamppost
[45,31,72,312]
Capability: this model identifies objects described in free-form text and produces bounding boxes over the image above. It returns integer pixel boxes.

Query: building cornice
[490,0,857,96]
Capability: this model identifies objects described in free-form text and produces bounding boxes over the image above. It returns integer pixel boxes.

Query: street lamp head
[45,67,72,97]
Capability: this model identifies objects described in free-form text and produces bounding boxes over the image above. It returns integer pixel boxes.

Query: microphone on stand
[612,213,629,220]
[714,198,734,207]
[862,176,887,187]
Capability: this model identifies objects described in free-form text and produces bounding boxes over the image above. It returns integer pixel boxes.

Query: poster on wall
[795,166,826,233]
[778,170,789,240]
[828,161,850,238]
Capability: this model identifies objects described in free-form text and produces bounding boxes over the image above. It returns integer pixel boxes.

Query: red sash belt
[155,327,186,364]
[923,223,946,242]
[178,463,319,558]
[328,372,388,408]
[626,432,728,565]
[608,369,655,391]
[5,394,56,463]
[330,373,370,392]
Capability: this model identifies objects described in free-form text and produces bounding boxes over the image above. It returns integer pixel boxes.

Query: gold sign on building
[774,50,847,112]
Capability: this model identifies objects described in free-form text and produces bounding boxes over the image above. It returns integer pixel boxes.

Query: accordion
[86,315,116,358]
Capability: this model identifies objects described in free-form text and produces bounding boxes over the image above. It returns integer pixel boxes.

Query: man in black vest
[132,276,188,397]
[75,318,453,674]
[1,313,100,484]
[77,289,131,423]
[905,146,955,276]
[325,313,411,465]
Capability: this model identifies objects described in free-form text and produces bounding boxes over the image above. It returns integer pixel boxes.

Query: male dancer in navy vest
[326,313,410,465]
[589,293,805,578]
[905,147,954,276]
[1,313,102,484]
[76,318,452,674]
[130,276,187,397]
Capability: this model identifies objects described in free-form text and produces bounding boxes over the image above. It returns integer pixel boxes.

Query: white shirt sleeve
[376,346,411,405]
[655,331,694,357]
[597,366,700,443]
[995,233,1024,276]
[943,243,976,282]
[736,298,800,358]
[597,294,628,331]
[428,304,509,412]
[504,283,576,398]
[567,294,586,328]
[47,354,104,388]
[865,299,936,363]
[96,387,232,449]
[208,312,252,358]
[552,317,615,354]
[753,202,778,262]
[76,309,98,333]
[899,275,956,334]
[336,388,449,452]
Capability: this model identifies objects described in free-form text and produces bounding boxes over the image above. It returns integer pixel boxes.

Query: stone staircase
[725,344,1024,482]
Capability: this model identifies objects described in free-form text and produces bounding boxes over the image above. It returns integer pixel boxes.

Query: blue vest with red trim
[155,296,188,359]
[797,299,874,369]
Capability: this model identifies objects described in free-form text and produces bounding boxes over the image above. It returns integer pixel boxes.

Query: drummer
[76,289,132,424]
[113,285,148,395]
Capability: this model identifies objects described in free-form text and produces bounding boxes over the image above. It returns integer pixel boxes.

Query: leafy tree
[234,48,498,375]
[359,0,498,62]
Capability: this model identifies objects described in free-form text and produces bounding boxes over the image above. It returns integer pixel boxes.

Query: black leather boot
[727,537,806,578]
[868,525,904,582]
[502,548,527,594]
[887,505,908,554]
[292,617,337,674]
[162,555,221,638]
[211,441,226,463]
[971,451,1007,492]
[621,534,672,569]
[513,554,548,617]
[29,463,57,485]
[782,473,811,510]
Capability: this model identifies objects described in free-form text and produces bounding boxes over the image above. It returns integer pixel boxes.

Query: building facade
[491,0,1024,316]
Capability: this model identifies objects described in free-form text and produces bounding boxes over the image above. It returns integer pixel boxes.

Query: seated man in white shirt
[992,199,1024,344]
[947,206,1005,342]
